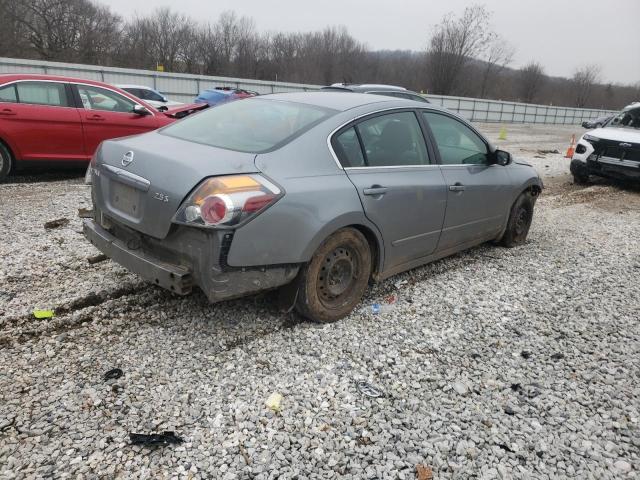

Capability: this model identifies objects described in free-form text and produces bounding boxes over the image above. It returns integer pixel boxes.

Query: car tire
[0,142,12,182]
[295,228,372,323]
[500,191,535,248]
[573,173,589,185]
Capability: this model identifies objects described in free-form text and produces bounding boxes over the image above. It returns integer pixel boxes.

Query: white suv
[570,104,640,184]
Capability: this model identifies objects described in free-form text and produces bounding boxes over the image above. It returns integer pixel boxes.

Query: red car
[0,74,206,180]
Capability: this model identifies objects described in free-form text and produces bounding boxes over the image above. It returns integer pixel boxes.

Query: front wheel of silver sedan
[295,228,372,323]
[500,191,535,248]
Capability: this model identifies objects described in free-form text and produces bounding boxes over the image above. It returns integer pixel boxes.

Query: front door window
[77,85,137,113]
[422,112,488,165]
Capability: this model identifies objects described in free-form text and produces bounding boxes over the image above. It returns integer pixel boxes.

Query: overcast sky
[105,0,640,85]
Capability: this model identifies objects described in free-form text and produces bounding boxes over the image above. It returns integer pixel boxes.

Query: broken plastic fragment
[87,254,108,265]
[356,380,384,398]
[371,295,398,315]
[129,431,183,447]
[33,309,54,319]
[265,392,283,412]
[44,218,69,229]
[104,368,123,381]
[77,207,93,218]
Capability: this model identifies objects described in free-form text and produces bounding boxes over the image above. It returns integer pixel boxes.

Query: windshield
[160,98,336,152]
[609,107,640,130]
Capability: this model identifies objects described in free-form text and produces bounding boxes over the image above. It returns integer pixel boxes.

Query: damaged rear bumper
[83,218,299,302]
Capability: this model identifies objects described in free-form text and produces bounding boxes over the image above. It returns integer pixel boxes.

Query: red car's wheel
[0,142,12,181]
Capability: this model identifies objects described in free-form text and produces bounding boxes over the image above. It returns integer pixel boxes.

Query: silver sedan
[84,92,542,322]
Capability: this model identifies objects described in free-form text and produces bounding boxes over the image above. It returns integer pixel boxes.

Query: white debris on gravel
[0,124,638,479]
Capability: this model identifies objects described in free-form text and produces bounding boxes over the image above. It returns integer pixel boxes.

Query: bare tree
[478,35,514,98]
[425,5,492,95]
[76,4,121,65]
[4,0,120,62]
[266,32,302,81]
[518,62,545,103]
[572,64,601,108]
[0,0,31,58]
[119,16,155,69]
[0,1,637,109]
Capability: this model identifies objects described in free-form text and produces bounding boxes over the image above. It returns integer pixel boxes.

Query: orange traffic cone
[565,135,576,158]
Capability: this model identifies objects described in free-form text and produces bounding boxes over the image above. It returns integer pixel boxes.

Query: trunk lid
[93,130,258,239]
[162,103,209,119]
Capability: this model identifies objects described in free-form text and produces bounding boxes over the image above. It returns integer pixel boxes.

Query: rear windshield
[161,98,336,152]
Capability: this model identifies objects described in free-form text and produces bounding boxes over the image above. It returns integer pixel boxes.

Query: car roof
[260,91,439,112]
[116,84,157,90]
[327,83,407,92]
[0,73,118,87]
[0,74,161,110]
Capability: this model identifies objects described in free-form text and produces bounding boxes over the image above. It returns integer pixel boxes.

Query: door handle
[449,183,466,192]
[363,186,388,196]
[87,114,105,121]
[0,108,16,116]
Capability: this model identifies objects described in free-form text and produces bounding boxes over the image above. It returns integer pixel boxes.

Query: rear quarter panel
[226,110,384,268]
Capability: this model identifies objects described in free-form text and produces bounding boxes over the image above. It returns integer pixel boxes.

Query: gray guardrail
[0,57,618,124]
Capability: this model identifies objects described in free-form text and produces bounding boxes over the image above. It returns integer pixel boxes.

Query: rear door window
[333,127,365,167]
[140,89,165,102]
[0,84,17,103]
[123,88,143,98]
[16,82,70,107]
[355,111,430,166]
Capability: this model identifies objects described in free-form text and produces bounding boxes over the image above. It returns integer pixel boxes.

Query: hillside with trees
[0,0,637,109]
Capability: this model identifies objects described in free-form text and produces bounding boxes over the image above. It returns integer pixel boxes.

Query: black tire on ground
[0,142,12,182]
[573,173,589,185]
[295,228,372,323]
[500,191,536,248]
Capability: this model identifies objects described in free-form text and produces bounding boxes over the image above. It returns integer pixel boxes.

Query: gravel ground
[0,124,638,479]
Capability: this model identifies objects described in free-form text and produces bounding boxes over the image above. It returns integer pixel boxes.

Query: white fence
[0,57,618,124]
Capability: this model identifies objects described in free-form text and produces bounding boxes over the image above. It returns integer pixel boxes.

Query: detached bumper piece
[83,219,193,295]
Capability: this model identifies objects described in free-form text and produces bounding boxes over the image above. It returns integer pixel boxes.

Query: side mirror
[493,149,511,166]
[161,96,168,103]
[132,105,151,116]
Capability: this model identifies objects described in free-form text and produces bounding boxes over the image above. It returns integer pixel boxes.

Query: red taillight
[243,194,276,212]
[173,175,282,228]
[201,195,229,224]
